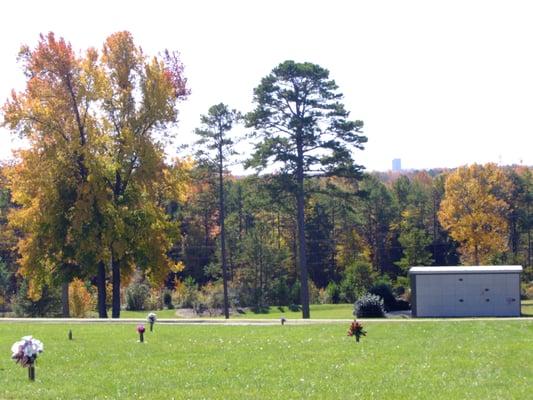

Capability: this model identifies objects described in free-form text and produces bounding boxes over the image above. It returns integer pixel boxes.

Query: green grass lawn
[121,301,533,319]
[119,309,182,319]
[0,321,531,399]
[120,304,356,319]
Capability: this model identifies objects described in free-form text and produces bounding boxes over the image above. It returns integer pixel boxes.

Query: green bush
[202,282,225,315]
[521,281,533,300]
[125,282,150,311]
[308,280,320,304]
[354,293,385,318]
[318,287,331,304]
[198,282,238,316]
[288,303,301,312]
[12,281,62,317]
[393,276,410,297]
[271,278,290,306]
[290,281,301,304]
[175,276,199,308]
[369,282,397,312]
[251,304,270,313]
[369,279,411,311]
[163,290,174,309]
[145,288,163,310]
[287,280,319,305]
[326,281,340,304]
[339,260,375,302]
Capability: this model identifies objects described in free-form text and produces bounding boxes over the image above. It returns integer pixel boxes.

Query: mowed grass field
[121,301,533,319]
[120,304,357,319]
[0,321,531,399]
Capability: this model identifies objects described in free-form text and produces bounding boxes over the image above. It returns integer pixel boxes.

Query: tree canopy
[438,164,511,265]
[3,31,189,317]
[246,60,366,318]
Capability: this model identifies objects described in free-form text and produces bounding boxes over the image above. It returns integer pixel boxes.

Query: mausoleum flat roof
[408,265,523,274]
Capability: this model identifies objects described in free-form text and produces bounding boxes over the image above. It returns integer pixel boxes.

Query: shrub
[288,303,301,312]
[146,288,163,310]
[125,282,150,311]
[287,280,319,305]
[521,281,533,300]
[325,281,340,304]
[251,304,270,313]
[174,277,199,308]
[393,276,410,297]
[369,279,411,311]
[105,283,113,309]
[202,282,225,316]
[163,289,174,309]
[318,288,331,304]
[271,278,290,306]
[354,293,385,318]
[308,280,320,304]
[395,299,411,311]
[290,281,301,304]
[69,279,94,317]
[0,259,11,311]
[339,260,375,303]
[12,281,62,317]
[369,282,397,312]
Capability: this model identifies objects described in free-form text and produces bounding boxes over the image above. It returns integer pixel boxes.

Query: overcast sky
[1,0,533,172]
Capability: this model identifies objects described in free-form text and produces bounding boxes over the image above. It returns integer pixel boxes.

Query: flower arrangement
[147,312,157,332]
[137,324,146,343]
[347,320,366,343]
[11,336,44,380]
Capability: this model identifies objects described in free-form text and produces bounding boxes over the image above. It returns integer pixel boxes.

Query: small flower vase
[28,364,35,381]
[68,330,72,340]
[150,322,154,332]
[139,331,144,343]
[355,334,360,343]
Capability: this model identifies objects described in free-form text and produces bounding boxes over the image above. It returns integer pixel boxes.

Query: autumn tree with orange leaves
[438,163,511,265]
[3,32,189,318]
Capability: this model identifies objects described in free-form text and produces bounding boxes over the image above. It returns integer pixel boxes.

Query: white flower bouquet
[11,336,44,380]
[147,312,157,331]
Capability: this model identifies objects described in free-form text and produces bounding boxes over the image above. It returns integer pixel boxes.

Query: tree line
[0,32,531,318]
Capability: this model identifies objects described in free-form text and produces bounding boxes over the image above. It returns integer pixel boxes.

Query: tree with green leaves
[394,174,434,271]
[194,103,240,318]
[245,60,366,318]
[357,174,397,274]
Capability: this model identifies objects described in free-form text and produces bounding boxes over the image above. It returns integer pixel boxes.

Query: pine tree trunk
[61,280,70,318]
[219,144,230,319]
[238,186,243,242]
[97,261,108,318]
[296,140,310,319]
[111,255,121,318]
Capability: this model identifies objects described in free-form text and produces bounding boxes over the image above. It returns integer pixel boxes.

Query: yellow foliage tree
[3,32,190,318]
[438,163,511,265]
[68,278,94,317]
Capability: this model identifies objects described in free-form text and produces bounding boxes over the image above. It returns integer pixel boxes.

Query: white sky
[1,0,533,172]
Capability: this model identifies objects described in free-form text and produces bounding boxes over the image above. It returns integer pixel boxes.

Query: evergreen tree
[193,103,241,318]
[246,60,366,318]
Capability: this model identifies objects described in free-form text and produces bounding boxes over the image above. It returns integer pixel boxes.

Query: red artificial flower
[347,320,366,340]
